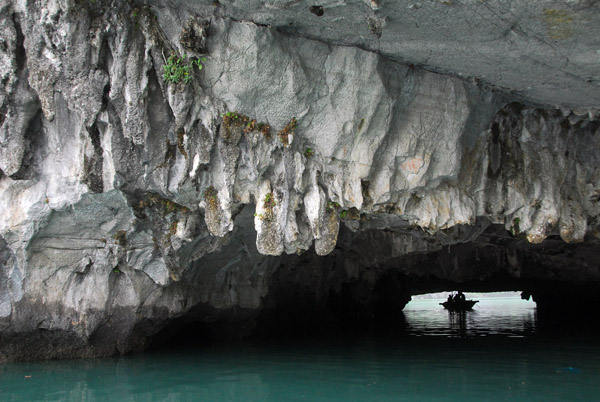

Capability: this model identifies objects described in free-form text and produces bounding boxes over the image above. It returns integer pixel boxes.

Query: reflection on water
[1,294,600,401]
[403,294,537,338]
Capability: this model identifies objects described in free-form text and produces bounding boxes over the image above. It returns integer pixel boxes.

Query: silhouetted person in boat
[456,291,466,302]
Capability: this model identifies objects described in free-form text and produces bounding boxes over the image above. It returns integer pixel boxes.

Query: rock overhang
[142,0,600,110]
[0,0,600,361]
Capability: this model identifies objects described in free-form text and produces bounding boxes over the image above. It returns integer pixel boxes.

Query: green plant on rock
[258,122,271,138]
[511,217,521,236]
[164,199,179,214]
[222,111,240,125]
[162,53,206,84]
[264,192,276,208]
[245,119,256,133]
[222,111,245,140]
[165,220,179,242]
[169,220,178,235]
[326,200,341,213]
[278,117,297,146]
[222,111,271,139]
[138,193,191,217]
[257,192,276,222]
[339,210,348,219]
[304,148,315,158]
[203,186,219,209]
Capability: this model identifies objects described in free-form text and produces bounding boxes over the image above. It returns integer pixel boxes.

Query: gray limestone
[0,0,599,360]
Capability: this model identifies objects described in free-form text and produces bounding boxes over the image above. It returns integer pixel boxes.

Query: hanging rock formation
[0,0,599,361]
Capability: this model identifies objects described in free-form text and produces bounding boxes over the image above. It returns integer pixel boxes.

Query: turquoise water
[2,296,600,401]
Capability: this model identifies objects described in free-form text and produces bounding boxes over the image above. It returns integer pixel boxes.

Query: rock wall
[0,0,599,360]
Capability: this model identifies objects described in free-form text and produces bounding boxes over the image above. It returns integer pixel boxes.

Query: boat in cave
[440,299,479,312]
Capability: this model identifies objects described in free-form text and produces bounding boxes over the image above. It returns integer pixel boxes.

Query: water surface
[403,295,537,337]
[2,295,599,401]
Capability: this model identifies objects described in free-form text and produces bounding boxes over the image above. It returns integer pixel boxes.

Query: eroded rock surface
[0,0,599,361]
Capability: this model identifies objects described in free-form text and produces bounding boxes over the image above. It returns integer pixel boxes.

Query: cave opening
[145,214,600,352]
[146,277,600,353]
[146,290,539,352]
[151,251,600,350]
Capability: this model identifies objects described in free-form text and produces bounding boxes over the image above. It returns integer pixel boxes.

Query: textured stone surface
[145,0,600,109]
[0,0,599,360]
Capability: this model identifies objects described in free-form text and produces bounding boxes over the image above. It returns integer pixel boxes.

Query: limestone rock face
[0,0,599,360]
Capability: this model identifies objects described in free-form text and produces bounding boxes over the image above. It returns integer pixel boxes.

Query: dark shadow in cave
[148,318,214,351]
[147,217,600,351]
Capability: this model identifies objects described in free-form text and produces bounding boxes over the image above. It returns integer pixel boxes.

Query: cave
[2,0,600,363]
[146,211,600,351]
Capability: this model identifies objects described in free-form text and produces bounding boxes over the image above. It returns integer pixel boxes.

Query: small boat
[439,299,478,312]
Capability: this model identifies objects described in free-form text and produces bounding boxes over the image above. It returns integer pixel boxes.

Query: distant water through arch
[403,292,537,338]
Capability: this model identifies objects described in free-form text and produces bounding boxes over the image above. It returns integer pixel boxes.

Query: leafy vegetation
[278,117,297,146]
[203,186,219,209]
[222,112,271,139]
[255,192,276,222]
[264,192,276,209]
[326,201,341,213]
[162,53,206,84]
[221,112,299,145]
[135,193,191,220]
[165,220,179,242]
[511,217,521,236]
